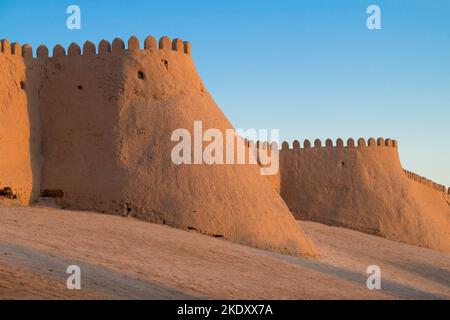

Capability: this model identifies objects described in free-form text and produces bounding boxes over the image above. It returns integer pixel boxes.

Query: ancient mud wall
[3,32,448,255]
[277,137,450,252]
[403,168,449,195]
[0,40,42,204]
[0,36,317,258]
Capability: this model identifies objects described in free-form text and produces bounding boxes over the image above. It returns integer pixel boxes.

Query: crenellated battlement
[280,137,398,151]
[0,35,191,61]
[403,169,449,195]
[242,137,398,154]
[278,137,448,195]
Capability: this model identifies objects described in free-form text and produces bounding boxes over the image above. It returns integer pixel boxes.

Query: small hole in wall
[137,71,145,80]
[161,59,169,70]
[20,81,25,90]
[77,85,83,90]
[341,161,345,166]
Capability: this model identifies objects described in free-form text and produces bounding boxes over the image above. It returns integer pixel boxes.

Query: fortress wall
[403,168,448,194]
[1,34,447,255]
[10,36,316,258]
[277,138,450,252]
[35,39,134,213]
[0,40,42,204]
[111,38,316,257]
[241,140,281,193]
[34,36,198,215]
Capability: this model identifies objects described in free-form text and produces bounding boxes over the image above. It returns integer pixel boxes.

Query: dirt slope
[0,205,448,299]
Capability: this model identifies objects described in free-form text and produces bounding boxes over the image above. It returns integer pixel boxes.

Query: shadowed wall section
[0,40,42,204]
[277,138,450,253]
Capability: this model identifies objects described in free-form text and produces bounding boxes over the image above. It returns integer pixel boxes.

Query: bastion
[274,138,450,253]
[0,36,317,258]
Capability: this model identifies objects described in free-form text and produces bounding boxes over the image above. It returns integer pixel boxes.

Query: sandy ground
[0,204,449,300]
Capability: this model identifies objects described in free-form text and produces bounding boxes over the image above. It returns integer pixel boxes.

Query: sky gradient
[1,0,449,186]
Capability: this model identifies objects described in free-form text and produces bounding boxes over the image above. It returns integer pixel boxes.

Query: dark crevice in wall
[0,187,17,199]
[41,190,64,198]
[161,59,169,70]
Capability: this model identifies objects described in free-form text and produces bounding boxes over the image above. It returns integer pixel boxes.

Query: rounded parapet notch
[83,41,96,57]
[292,140,300,149]
[11,42,21,56]
[270,141,279,151]
[281,141,289,150]
[128,36,140,51]
[357,138,366,148]
[377,138,385,146]
[336,138,344,148]
[37,45,49,61]
[368,138,376,147]
[22,44,33,59]
[68,43,81,56]
[347,138,355,148]
[1,39,11,55]
[385,138,393,147]
[172,38,184,52]
[304,139,311,149]
[183,41,191,55]
[53,45,66,59]
[98,40,111,55]
[159,36,172,50]
[144,36,157,50]
[314,139,322,148]
[325,139,333,147]
[393,140,398,148]
[112,38,125,54]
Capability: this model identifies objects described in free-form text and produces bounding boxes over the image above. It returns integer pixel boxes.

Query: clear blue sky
[1,0,449,186]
